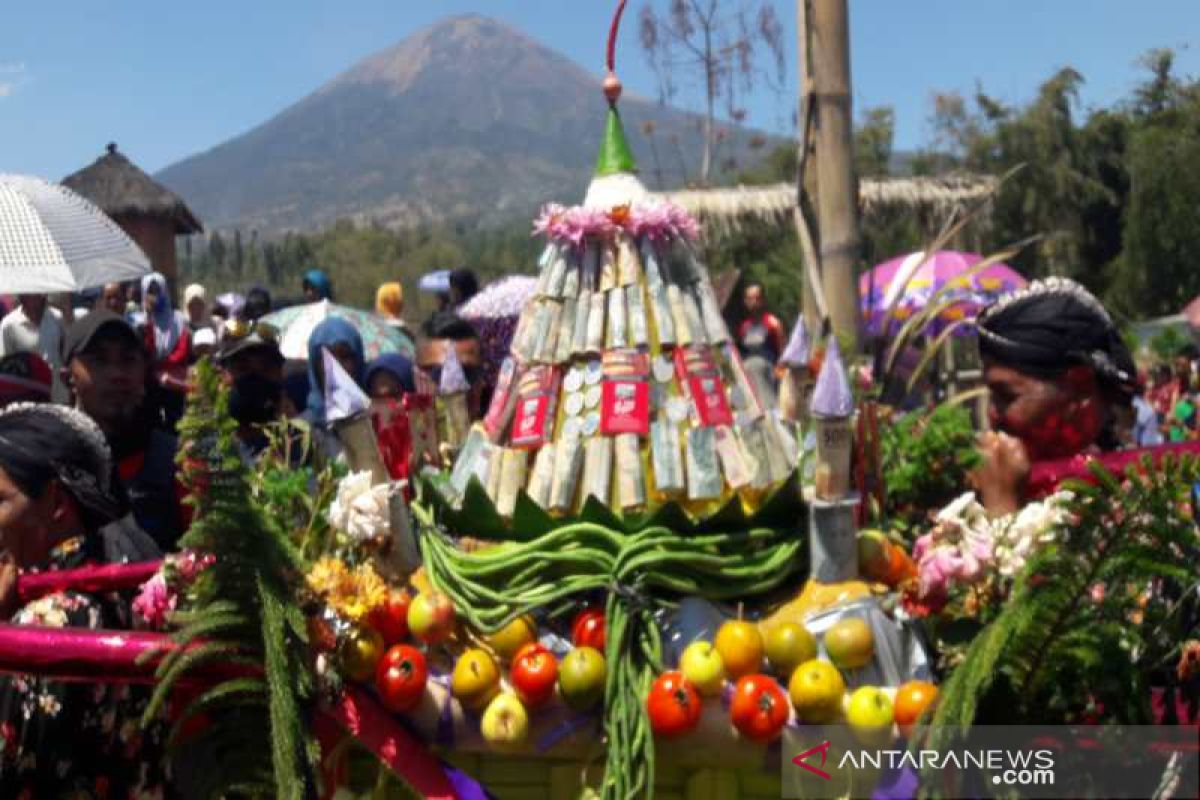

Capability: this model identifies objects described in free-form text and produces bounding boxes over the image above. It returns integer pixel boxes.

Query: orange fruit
[714,620,765,679]
[885,544,917,586]
[893,680,938,737]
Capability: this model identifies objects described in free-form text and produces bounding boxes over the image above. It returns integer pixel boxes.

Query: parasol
[860,250,1026,337]
[458,275,538,393]
[262,300,415,361]
[418,269,451,294]
[0,173,151,293]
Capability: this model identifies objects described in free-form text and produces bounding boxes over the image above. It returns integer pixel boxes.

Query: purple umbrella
[459,275,537,393]
[860,250,1026,337]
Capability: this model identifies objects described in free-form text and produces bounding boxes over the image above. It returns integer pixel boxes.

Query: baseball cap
[64,311,140,362]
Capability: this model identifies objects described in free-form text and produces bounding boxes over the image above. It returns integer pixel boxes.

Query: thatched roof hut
[63,143,202,235]
[653,174,997,240]
[62,144,202,291]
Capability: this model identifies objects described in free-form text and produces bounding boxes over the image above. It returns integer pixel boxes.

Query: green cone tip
[594,105,638,177]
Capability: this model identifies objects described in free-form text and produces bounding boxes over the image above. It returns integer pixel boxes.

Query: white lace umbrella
[0,173,151,293]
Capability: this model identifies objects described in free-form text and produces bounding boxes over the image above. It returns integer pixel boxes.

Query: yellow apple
[451,648,501,712]
[679,641,726,697]
[846,686,894,747]
[480,692,530,752]
[788,658,845,723]
[484,615,537,661]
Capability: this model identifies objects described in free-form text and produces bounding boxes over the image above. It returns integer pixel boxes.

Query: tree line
[181,49,1200,330]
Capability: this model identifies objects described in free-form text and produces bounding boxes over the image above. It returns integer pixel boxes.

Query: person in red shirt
[736,281,786,405]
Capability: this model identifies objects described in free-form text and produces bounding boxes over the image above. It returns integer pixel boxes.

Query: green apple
[407,591,456,644]
[764,622,817,676]
[824,618,874,670]
[846,686,894,747]
[788,658,845,723]
[680,641,726,697]
[451,648,501,712]
[480,692,530,752]
[558,646,606,711]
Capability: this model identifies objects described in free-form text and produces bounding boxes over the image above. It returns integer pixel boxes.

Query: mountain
[156,14,773,233]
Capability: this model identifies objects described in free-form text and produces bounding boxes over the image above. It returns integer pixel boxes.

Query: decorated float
[0,5,1196,800]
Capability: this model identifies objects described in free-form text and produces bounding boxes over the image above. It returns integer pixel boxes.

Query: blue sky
[2,1,1196,179]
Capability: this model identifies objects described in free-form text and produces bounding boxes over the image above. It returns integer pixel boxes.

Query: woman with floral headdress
[970,277,1138,514]
[0,403,170,796]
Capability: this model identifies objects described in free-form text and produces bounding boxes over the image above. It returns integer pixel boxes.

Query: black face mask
[228,373,282,426]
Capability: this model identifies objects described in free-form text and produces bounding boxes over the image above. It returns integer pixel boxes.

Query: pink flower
[173,550,215,583]
[627,201,701,241]
[133,573,176,629]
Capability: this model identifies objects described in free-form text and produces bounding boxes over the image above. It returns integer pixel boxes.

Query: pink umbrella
[860,250,1026,337]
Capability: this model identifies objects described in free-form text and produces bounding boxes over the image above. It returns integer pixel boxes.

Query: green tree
[854,105,895,178]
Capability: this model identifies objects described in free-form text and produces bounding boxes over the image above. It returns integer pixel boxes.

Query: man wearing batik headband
[972,277,1138,514]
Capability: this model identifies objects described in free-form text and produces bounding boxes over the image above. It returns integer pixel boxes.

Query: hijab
[139,272,183,358]
[375,282,404,321]
[365,354,416,395]
[303,269,334,302]
[305,317,365,425]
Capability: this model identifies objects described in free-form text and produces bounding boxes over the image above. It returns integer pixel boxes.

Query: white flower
[328,471,393,543]
[37,692,61,717]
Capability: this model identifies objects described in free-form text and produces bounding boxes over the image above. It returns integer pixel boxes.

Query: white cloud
[0,63,27,99]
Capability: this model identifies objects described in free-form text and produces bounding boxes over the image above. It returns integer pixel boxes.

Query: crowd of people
[0,259,1189,794]
[0,265,491,794]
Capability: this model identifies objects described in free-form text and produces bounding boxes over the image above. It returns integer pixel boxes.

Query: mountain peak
[330,14,592,96]
[157,15,767,232]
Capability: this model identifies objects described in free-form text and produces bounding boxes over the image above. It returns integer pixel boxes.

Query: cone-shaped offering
[438,343,471,451]
[778,315,814,423]
[446,118,794,522]
[810,335,855,500]
[324,348,389,484]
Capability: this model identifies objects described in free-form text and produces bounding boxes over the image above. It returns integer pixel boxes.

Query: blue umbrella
[418,270,451,294]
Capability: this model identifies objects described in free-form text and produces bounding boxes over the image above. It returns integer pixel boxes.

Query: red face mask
[1020,398,1102,461]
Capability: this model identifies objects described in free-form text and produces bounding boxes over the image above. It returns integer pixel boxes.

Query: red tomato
[571,608,606,651]
[510,643,559,708]
[729,674,789,742]
[646,671,703,738]
[375,644,428,713]
[368,590,412,645]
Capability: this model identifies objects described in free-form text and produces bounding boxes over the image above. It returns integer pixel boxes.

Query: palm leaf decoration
[141,360,317,799]
[922,454,1200,796]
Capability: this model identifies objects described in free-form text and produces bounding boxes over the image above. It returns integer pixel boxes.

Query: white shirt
[0,304,67,403]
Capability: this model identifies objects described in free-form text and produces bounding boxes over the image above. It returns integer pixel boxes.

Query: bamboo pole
[810,0,862,351]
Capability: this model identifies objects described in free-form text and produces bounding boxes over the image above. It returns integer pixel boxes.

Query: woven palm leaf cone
[449,94,795,525]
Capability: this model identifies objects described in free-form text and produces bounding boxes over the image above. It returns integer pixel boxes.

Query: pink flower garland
[532,200,700,246]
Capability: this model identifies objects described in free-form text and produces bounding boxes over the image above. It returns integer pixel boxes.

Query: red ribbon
[315,685,461,800]
[0,622,257,685]
[1027,441,1200,499]
[17,560,163,604]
